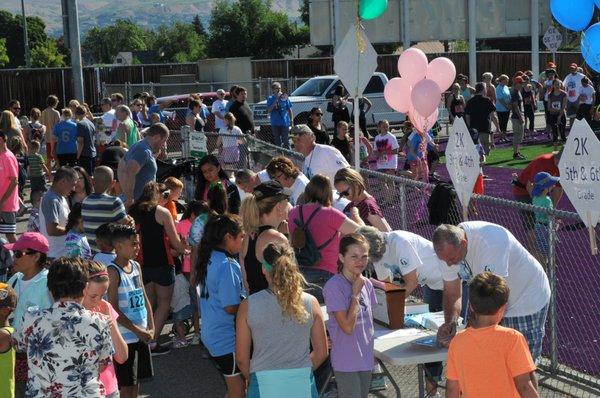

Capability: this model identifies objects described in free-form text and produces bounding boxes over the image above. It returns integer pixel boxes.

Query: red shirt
[513,153,559,197]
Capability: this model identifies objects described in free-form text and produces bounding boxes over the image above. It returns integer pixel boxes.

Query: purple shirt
[323,274,377,372]
[343,195,384,227]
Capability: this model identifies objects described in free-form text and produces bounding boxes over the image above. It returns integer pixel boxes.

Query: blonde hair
[61,108,73,119]
[87,260,109,283]
[263,242,309,324]
[334,167,366,196]
[224,112,236,127]
[0,110,17,131]
[240,194,283,234]
[164,176,184,190]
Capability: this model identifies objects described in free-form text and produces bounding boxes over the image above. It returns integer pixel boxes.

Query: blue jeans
[300,267,333,303]
[272,125,290,149]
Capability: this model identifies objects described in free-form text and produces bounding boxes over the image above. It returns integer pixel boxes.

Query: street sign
[445,117,481,220]
[334,25,378,98]
[543,26,563,53]
[189,131,207,159]
[558,119,600,255]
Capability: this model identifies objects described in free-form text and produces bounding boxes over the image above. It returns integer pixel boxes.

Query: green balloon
[359,0,388,20]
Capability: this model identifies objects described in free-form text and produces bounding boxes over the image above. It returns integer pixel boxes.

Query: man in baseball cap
[564,63,586,127]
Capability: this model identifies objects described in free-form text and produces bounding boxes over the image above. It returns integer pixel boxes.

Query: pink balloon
[397,48,428,86]
[409,105,439,134]
[426,57,456,92]
[384,77,412,113]
[411,79,442,117]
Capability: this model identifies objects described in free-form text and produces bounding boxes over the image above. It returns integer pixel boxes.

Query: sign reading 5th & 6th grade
[558,119,600,254]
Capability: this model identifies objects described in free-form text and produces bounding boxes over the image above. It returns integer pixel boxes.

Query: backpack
[291,205,337,267]
[28,123,44,142]
[427,181,461,226]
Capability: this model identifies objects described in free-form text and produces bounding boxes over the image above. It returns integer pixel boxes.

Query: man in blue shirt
[118,123,170,207]
[75,106,97,175]
[266,82,293,149]
[53,109,78,167]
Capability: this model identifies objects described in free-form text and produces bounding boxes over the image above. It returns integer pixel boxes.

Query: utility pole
[20,0,30,67]
[65,0,84,102]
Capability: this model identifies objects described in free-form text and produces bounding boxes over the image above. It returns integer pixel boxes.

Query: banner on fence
[445,117,481,220]
[190,131,208,159]
[559,119,600,254]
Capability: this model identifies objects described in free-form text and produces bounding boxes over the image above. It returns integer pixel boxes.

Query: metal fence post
[399,183,408,230]
[547,214,558,374]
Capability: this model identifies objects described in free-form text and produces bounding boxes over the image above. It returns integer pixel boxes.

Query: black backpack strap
[303,205,322,228]
[316,230,338,251]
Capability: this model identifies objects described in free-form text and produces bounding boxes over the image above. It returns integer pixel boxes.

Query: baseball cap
[532,172,560,197]
[570,63,578,69]
[4,232,49,254]
[253,181,292,201]
[0,283,16,309]
[290,124,313,137]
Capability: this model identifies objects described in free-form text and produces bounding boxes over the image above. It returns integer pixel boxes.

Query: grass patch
[440,142,559,170]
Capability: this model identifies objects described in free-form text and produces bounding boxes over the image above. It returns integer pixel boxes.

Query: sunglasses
[339,188,351,197]
[14,250,37,258]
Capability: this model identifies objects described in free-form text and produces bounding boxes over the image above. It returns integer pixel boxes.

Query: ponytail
[240,194,260,234]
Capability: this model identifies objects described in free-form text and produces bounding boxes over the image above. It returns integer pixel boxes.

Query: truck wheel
[294,113,310,125]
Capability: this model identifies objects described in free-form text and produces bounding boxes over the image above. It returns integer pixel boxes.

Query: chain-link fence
[162,130,600,396]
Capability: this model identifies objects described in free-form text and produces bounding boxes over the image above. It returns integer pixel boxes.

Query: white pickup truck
[251,72,405,132]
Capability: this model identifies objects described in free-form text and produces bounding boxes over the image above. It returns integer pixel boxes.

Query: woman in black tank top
[240,181,292,294]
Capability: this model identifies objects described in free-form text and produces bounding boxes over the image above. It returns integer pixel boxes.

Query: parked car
[156,92,231,131]
[251,72,406,134]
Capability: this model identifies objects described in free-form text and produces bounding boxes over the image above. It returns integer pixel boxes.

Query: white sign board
[543,26,562,53]
[558,119,600,254]
[189,131,207,159]
[445,117,481,219]
[333,26,378,98]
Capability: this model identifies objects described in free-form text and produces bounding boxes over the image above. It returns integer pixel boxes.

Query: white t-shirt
[257,170,270,183]
[440,221,550,317]
[579,85,595,105]
[303,144,349,184]
[212,99,228,130]
[374,132,399,170]
[289,173,309,206]
[101,109,116,132]
[563,72,585,103]
[39,191,70,258]
[219,125,243,147]
[374,230,444,290]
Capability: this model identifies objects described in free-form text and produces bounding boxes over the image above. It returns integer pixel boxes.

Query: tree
[82,19,154,64]
[0,11,50,67]
[192,15,207,37]
[299,0,309,26]
[0,38,9,67]
[154,22,206,63]
[30,39,66,68]
[207,0,309,59]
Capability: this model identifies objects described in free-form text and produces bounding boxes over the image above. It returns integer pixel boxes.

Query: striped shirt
[107,260,147,343]
[27,153,45,177]
[81,193,127,253]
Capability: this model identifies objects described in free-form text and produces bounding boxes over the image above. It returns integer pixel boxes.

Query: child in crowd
[406,127,429,183]
[107,224,155,398]
[26,190,44,233]
[373,120,399,175]
[188,201,217,284]
[331,121,352,162]
[65,203,92,260]
[170,264,193,348]
[27,140,50,192]
[532,172,560,265]
[324,234,377,398]
[83,260,129,398]
[197,214,246,398]
[163,176,184,221]
[217,112,244,171]
[0,283,17,398]
[446,272,539,397]
[92,223,118,266]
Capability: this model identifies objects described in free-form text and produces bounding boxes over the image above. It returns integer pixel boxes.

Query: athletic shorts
[142,266,175,287]
[114,341,154,387]
[566,102,579,118]
[211,352,241,377]
[0,212,17,234]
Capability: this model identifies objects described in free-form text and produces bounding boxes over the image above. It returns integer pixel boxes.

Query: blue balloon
[582,23,600,72]
[551,0,594,32]
[596,0,600,9]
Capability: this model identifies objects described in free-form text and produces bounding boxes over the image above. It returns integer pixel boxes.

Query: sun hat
[532,172,560,197]
[3,232,49,254]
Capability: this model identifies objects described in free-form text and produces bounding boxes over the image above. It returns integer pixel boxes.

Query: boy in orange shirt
[446,272,539,398]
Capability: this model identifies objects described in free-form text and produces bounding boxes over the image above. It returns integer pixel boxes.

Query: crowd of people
[0,64,579,398]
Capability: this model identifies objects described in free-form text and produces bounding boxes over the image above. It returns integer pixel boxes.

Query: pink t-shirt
[288,203,346,274]
[176,219,192,273]
[0,149,19,212]
[89,299,119,395]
